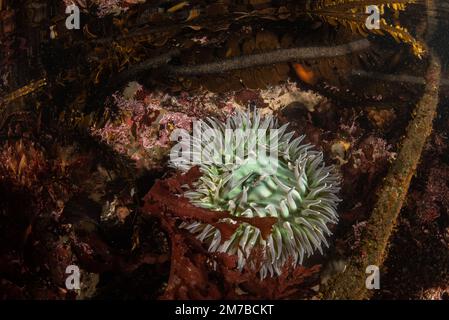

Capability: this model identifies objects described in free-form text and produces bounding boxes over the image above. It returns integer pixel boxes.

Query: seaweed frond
[309,0,425,57]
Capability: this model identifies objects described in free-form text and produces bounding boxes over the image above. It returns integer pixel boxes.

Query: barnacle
[171,109,341,278]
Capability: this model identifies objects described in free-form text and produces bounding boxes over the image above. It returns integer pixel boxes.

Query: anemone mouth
[171,109,341,278]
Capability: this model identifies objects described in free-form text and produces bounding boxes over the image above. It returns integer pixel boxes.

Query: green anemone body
[172,109,341,278]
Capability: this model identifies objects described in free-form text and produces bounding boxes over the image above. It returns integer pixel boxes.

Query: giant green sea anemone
[171,109,341,278]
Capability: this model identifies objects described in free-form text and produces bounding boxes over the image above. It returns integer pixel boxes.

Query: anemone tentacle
[171,108,341,278]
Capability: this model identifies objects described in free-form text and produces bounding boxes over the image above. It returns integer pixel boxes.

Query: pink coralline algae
[63,0,143,17]
[90,82,327,166]
[96,0,127,17]
[90,90,196,163]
